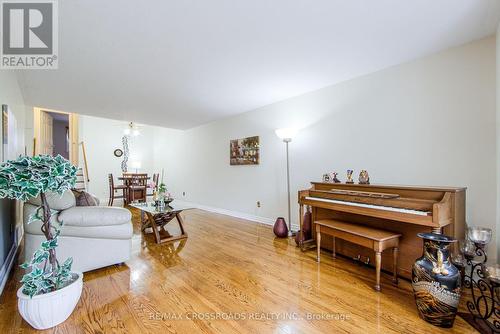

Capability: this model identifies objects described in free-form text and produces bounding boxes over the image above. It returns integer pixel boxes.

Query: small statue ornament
[331,172,341,183]
[358,170,370,184]
[322,173,331,183]
[346,170,354,184]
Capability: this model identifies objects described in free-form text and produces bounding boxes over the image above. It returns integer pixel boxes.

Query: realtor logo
[1,0,58,69]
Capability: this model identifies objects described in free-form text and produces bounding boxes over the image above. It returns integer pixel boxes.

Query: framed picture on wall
[230,136,260,165]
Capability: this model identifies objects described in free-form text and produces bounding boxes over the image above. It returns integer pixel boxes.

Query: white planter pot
[17,272,83,330]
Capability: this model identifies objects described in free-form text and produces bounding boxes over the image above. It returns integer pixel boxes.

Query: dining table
[118,173,150,204]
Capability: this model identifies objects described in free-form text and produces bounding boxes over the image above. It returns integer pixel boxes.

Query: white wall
[0,72,28,294]
[0,72,27,231]
[79,115,182,201]
[159,37,497,259]
[0,72,26,158]
[497,25,500,261]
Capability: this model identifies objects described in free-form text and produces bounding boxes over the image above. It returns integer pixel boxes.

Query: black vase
[412,233,461,328]
[273,217,288,238]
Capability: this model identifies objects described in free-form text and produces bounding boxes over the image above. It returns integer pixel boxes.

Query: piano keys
[298,182,466,279]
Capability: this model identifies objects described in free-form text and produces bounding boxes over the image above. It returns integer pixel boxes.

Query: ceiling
[17,0,500,129]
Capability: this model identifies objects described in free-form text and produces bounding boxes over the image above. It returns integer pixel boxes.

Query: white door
[34,108,78,165]
[41,111,54,155]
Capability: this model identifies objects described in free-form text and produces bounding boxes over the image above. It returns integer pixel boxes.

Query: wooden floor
[0,208,476,333]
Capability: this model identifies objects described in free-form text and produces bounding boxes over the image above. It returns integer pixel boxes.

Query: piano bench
[314,219,402,292]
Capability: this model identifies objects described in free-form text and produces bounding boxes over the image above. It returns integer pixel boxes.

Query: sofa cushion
[58,222,132,240]
[26,220,132,240]
[72,190,98,206]
[58,207,131,227]
[27,190,76,211]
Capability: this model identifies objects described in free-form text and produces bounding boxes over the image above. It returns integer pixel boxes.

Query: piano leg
[332,237,336,259]
[393,247,399,285]
[299,204,304,250]
[316,228,321,263]
[374,251,381,292]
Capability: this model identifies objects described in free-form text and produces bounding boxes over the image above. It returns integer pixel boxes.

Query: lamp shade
[275,128,299,140]
[130,161,142,169]
[124,122,140,136]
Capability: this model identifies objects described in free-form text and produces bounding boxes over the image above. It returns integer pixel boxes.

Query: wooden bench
[314,219,401,291]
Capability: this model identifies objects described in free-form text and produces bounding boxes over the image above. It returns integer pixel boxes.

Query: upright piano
[298,182,466,279]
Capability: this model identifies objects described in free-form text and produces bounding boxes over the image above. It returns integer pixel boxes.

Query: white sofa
[23,190,133,272]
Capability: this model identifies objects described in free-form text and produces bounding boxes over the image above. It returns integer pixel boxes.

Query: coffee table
[129,201,194,244]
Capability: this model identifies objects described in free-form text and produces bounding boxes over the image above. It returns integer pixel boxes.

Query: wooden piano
[298,182,466,279]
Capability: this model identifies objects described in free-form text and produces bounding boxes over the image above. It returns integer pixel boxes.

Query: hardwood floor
[0,208,476,333]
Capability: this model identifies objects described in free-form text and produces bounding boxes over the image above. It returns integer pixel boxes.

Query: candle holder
[458,227,499,333]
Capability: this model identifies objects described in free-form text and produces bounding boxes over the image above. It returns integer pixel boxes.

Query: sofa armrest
[58,207,131,227]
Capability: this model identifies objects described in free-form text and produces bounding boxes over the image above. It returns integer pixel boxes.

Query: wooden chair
[108,173,127,206]
[147,173,160,197]
[129,173,148,203]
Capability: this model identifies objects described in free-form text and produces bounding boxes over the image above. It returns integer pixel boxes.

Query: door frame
[33,107,79,166]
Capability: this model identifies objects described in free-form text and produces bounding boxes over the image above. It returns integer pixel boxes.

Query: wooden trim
[80,141,89,182]
[33,108,41,155]
[69,113,79,166]
[310,182,466,192]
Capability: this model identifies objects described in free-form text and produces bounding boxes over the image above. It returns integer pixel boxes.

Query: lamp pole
[284,138,293,237]
[275,127,299,238]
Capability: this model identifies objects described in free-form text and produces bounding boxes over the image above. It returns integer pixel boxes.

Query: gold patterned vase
[412,233,461,328]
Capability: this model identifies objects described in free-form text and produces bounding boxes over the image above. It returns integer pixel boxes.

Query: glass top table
[129,201,194,244]
[129,201,194,215]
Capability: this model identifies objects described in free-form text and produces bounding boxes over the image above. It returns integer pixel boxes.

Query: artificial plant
[158,182,167,194]
[0,155,77,297]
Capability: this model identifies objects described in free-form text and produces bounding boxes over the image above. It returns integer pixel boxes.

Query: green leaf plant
[0,155,77,298]
[158,182,167,194]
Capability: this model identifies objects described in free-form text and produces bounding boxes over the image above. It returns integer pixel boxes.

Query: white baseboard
[175,200,300,230]
[0,229,19,296]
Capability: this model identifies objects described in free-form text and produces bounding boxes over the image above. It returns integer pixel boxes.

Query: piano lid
[311,182,466,193]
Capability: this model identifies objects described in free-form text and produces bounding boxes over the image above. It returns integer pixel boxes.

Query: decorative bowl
[459,239,476,259]
[467,227,492,245]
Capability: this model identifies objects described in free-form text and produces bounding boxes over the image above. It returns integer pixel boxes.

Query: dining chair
[129,173,149,203]
[108,173,128,206]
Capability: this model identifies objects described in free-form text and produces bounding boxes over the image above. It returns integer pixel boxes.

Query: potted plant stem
[0,155,81,330]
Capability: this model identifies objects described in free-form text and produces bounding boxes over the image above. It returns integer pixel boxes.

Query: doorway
[33,108,79,166]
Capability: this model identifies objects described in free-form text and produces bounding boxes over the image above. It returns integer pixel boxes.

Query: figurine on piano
[359,170,370,184]
[322,173,331,183]
[346,169,354,184]
[331,172,341,183]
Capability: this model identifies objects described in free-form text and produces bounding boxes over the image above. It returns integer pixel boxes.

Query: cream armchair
[23,190,133,272]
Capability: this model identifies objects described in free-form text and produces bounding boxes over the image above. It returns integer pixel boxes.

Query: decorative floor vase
[18,272,83,330]
[412,233,461,328]
[273,217,288,238]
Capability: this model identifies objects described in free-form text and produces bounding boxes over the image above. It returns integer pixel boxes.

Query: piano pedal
[352,255,371,266]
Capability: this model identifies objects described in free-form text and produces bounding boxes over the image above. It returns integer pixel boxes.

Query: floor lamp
[275,128,299,237]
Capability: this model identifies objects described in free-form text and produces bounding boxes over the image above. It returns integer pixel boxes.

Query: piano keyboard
[304,196,430,216]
